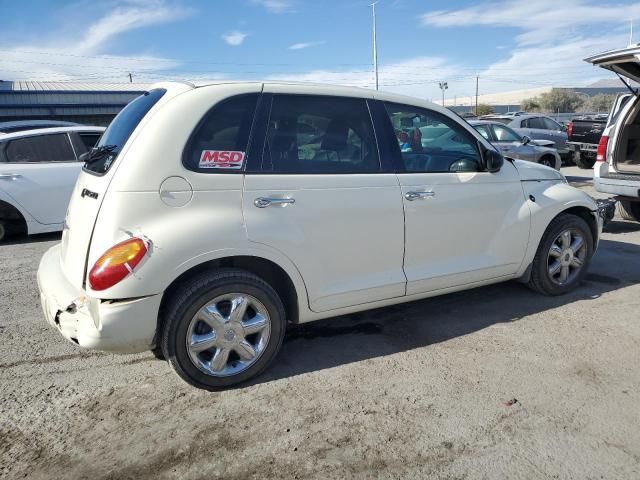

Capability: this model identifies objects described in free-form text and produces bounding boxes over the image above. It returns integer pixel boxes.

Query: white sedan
[0,126,104,241]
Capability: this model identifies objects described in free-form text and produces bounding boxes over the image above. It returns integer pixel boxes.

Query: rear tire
[0,221,5,242]
[575,154,596,169]
[160,269,286,390]
[617,200,640,222]
[528,214,594,295]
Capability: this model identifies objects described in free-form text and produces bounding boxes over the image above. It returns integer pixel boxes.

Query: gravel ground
[1,166,640,479]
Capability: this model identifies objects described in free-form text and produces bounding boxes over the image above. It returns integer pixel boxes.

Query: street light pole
[371,1,379,90]
[439,81,448,106]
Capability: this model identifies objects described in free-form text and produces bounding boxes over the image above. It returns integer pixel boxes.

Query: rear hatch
[586,46,640,174]
[585,45,640,84]
[60,83,192,289]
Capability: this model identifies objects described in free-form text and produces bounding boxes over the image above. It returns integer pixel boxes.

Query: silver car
[470,120,561,170]
[482,113,569,160]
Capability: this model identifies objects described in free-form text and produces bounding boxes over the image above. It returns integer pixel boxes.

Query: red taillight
[89,237,148,291]
[567,121,573,139]
[596,135,609,162]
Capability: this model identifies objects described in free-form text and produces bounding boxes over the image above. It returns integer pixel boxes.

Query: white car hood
[512,159,564,181]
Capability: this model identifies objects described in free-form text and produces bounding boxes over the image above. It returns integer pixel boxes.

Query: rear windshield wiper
[80,144,117,165]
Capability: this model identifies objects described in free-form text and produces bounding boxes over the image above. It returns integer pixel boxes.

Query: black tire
[617,200,640,222]
[0,221,5,243]
[160,269,286,390]
[539,155,555,168]
[528,214,594,296]
[575,154,596,169]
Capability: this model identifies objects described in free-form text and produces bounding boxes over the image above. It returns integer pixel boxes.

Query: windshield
[84,88,166,174]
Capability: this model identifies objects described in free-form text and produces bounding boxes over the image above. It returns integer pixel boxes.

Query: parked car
[470,120,561,169]
[0,120,80,136]
[0,126,104,241]
[38,83,602,390]
[483,113,570,161]
[586,45,640,222]
[566,114,610,169]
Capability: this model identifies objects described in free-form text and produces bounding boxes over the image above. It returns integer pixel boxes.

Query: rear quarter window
[182,94,259,173]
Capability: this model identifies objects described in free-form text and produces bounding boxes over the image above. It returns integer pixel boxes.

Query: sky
[1,0,639,102]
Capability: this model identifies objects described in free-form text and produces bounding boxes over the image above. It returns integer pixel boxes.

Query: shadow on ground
[255,238,640,385]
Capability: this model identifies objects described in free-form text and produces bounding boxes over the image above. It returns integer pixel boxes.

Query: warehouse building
[0,81,149,126]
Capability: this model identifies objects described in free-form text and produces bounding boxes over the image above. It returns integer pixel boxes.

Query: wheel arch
[0,198,28,234]
[156,254,303,347]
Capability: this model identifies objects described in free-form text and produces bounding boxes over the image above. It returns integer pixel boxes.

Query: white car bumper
[37,244,161,353]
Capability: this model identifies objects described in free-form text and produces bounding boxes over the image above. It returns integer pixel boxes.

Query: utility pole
[371,2,379,90]
[475,76,479,115]
[438,81,448,106]
[128,72,133,83]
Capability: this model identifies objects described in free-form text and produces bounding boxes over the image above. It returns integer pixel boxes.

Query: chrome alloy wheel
[547,229,586,286]
[186,293,271,377]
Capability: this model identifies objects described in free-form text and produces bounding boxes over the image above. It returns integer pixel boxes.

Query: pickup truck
[585,45,640,222]
[567,115,608,169]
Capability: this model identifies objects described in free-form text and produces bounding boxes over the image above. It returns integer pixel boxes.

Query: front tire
[160,269,286,390]
[528,214,594,295]
[0,221,5,243]
[617,200,640,222]
[539,155,555,168]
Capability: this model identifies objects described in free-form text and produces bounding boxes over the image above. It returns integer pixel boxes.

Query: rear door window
[183,94,258,172]
[5,133,75,163]
[84,88,165,174]
[258,94,380,173]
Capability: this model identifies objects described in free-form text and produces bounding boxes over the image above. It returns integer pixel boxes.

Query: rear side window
[5,134,75,163]
[84,88,165,174]
[259,95,380,173]
[183,94,259,172]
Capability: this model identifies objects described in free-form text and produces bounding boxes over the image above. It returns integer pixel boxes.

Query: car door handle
[405,191,435,201]
[254,197,296,208]
[0,173,22,180]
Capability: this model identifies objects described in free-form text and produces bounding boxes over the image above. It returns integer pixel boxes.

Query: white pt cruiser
[38,82,602,390]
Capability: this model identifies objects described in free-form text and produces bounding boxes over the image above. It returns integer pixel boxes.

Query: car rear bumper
[37,244,161,353]
[594,162,640,198]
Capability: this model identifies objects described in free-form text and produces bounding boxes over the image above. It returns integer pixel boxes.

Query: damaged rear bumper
[37,244,161,353]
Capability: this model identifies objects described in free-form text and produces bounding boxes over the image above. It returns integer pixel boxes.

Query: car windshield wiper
[80,144,117,165]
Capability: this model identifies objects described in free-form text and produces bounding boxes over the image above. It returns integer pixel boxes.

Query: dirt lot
[1,166,639,479]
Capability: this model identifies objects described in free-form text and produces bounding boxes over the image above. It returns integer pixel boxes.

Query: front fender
[518,181,599,276]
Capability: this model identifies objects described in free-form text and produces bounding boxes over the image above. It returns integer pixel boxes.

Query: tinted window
[385,103,481,173]
[84,88,165,174]
[260,95,380,173]
[542,117,561,130]
[526,117,546,129]
[5,134,75,163]
[183,94,258,172]
[492,124,521,142]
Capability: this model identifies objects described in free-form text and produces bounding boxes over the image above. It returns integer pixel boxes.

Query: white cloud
[288,41,325,50]
[0,0,190,82]
[251,0,293,13]
[222,30,249,46]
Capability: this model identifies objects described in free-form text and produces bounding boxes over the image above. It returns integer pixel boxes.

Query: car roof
[0,119,80,129]
[150,80,453,117]
[0,126,105,141]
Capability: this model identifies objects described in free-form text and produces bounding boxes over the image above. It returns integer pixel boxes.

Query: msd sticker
[199,150,245,169]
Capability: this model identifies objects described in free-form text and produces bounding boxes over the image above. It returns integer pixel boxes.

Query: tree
[475,103,494,116]
[537,88,584,113]
[521,97,541,112]
[580,93,616,113]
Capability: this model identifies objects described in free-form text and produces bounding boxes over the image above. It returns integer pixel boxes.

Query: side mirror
[561,125,567,132]
[484,149,504,173]
[522,135,531,145]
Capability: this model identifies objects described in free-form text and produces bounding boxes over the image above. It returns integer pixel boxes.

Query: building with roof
[0,81,149,126]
